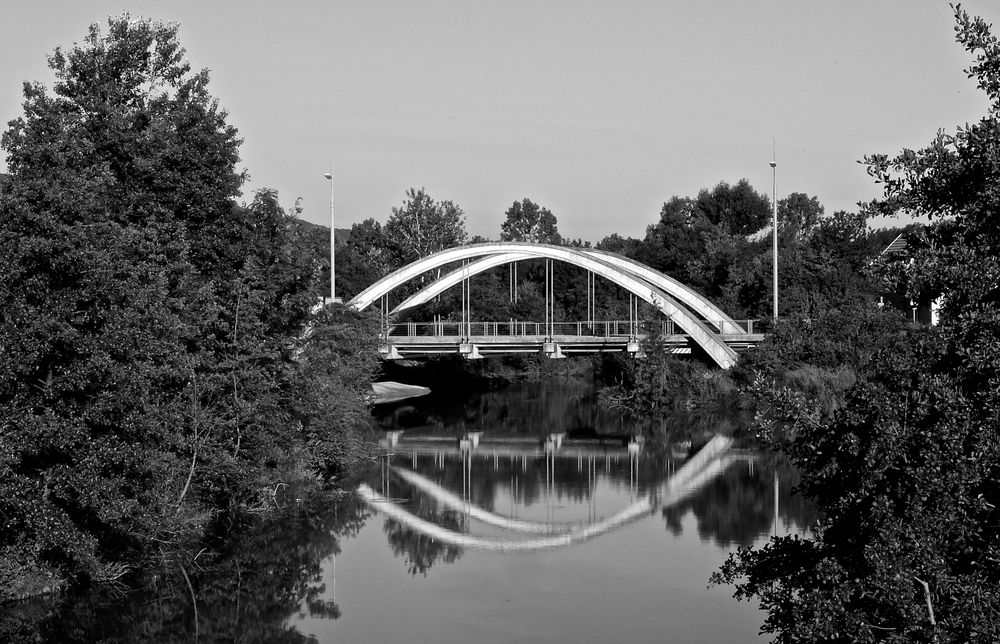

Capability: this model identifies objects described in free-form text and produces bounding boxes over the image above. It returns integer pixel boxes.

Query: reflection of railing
[393,468,577,534]
[383,319,758,339]
[358,436,733,552]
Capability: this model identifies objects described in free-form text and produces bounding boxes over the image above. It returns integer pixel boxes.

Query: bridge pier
[459,342,483,360]
[380,345,404,360]
[542,342,565,359]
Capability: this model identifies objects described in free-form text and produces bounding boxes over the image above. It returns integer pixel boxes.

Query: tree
[695,179,772,236]
[0,15,374,597]
[635,195,709,283]
[500,198,562,244]
[2,16,244,277]
[335,218,392,300]
[715,7,1000,642]
[383,188,467,268]
[596,232,639,256]
[778,192,824,239]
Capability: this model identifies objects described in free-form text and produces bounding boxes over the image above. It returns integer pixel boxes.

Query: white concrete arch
[390,252,536,313]
[348,243,739,368]
[389,250,745,335]
[583,250,745,334]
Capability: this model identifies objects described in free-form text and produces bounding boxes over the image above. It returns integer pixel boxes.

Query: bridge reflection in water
[358,433,753,552]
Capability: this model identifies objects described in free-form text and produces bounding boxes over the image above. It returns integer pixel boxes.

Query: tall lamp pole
[770,153,778,320]
[323,170,340,303]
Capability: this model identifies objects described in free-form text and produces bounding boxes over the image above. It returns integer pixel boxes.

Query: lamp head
[324,173,333,180]
[769,161,776,168]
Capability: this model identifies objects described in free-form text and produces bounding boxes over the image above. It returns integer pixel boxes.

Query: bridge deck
[380,332,765,358]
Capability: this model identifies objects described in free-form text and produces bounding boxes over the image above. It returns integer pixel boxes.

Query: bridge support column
[542,342,565,359]
[380,345,404,360]
[459,342,483,360]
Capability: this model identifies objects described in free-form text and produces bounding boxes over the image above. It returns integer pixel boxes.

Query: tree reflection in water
[368,439,815,574]
[663,455,818,547]
[383,512,465,576]
[1,382,818,640]
[0,487,373,643]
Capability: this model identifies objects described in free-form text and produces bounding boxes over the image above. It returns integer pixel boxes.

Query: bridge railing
[383,319,758,339]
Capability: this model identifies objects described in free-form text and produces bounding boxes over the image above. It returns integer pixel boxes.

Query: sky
[3,1,1000,242]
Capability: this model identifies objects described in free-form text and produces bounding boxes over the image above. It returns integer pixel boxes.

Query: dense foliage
[500,198,562,244]
[714,7,1000,642]
[0,486,373,642]
[598,323,739,415]
[0,16,378,598]
[382,187,467,269]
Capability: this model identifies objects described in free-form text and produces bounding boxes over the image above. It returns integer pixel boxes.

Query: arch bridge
[347,242,764,369]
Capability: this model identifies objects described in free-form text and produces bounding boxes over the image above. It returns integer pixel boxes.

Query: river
[305,379,814,643]
[1,379,814,643]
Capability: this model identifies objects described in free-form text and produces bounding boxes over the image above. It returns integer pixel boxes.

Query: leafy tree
[778,192,823,239]
[596,232,639,256]
[335,218,392,300]
[2,16,244,277]
[0,15,376,597]
[500,198,562,244]
[383,187,466,268]
[635,195,710,284]
[695,179,772,236]
[685,225,752,305]
[715,7,1000,642]
[600,323,738,415]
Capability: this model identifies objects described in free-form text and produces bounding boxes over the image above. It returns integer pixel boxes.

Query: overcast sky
[3,1,1000,241]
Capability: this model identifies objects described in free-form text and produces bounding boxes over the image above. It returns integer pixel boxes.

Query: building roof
[880,232,908,256]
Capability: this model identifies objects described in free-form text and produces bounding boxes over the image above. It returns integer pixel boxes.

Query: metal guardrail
[383,319,758,339]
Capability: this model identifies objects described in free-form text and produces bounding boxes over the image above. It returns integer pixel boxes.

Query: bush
[734,304,908,383]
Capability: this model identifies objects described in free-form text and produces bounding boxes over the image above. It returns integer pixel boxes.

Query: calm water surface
[295,381,814,643]
[4,380,813,643]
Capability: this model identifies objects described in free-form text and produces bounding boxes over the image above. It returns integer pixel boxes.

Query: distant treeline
[328,181,907,329]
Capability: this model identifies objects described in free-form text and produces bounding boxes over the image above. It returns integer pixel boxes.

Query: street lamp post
[770,155,778,320]
[323,171,340,303]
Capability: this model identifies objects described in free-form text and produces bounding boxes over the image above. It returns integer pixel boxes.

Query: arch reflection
[358,436,733,552]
